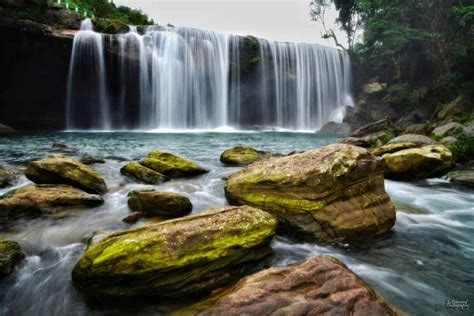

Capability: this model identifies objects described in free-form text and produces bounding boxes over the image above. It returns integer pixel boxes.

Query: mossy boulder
[0,184,103,223]
[141,150,208,178]
[179,256,397,316]
[120,161,168,184]
[382,145,454,179]
[372,142,418,156]
[25,156,107,194]
[128,190,192,217]
[220,146,274,165]
[72,205,277,298]
[225,144,396,242]
[0,238,24,278]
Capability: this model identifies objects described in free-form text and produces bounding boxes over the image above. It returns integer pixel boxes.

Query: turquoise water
[0,132,473,315]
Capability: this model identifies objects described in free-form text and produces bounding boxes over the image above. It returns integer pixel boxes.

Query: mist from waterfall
[66,20,353,131]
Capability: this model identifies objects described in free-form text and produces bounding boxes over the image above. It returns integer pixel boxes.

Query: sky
[114,0,345,46]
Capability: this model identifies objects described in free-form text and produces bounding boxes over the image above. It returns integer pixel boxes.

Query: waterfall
[66,19,110,130]
[66,20,353,131]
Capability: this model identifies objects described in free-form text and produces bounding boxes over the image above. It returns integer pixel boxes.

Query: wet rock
[382,145,454,179]
[187,256,397,316]
[0,238,24,278]
[72,205,277,297]
[225,144,396,242]
[446,167,474,188]
[220,146,274,165]
[432,122,463,137]
[387,134,436,146]
[318,122,351,135]
[79,156,105,165]
[141,150,208,178]
[128,190,192,218]
[0,184,103,222]
[0,123,15,133]
[120,161,168,185]
[122,211,145,224]
[0,164,18,188]
[440,136,458,145]
[25,156,107,194]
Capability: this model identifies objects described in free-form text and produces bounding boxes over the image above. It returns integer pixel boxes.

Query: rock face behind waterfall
[184,256,397,316]
[225,144,396,242]
[0,184,103,223]
[141,150,208,178]
[72,206,276,297]
[25,156,107,194]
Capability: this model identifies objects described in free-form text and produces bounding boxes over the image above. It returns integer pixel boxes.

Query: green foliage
[380,132,395,144]
[447,135,474,162]
[241,36,260,74]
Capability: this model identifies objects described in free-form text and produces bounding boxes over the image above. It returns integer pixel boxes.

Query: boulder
[0,123,15,133]
[446,168,474,188]
[403,123,428,135]
[0,164,18,188]
[436,96,471,121]
[122,211,145,224]
[382,145,454,179]
[440,136,458,145]
[347,118,394,138]
[220,146,274,166]
[187,256,397,316]
[0,238,24,278]
[463,123,474,137]
[0,184,103,223]
[72,205,277,297]
[225,144,396,242]
[372,142,418,157]
[52,143,68,150]
[25,156,107,194]
[120,161,168,185]
[127,190,192,217]
[432,122,463,137]
[340,119,396,148]
[387,134,436,146]
[318,122,351,135]
[141,150,208,178]
[79,156,105,165]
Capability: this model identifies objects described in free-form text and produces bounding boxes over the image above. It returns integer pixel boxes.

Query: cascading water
[66,19,110,130]
[66,20,353,131]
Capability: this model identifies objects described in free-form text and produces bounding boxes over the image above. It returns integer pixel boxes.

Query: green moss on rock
[372,142,418,156]
[25,156,107,194]
[120,161,168,184]
[141,150,208,178]
[0,238,24,278]
[220,146,274,165]
[72,205,276,297]
[127,190,192,217]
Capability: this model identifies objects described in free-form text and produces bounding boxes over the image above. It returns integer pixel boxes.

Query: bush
[447,135,474,162]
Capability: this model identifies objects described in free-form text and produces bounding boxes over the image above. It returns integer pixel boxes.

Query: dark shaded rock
[25,156,107,194]
[387,134,436,146]
[141,150,208,178]
[52,143,68,149]
[220,146,274,165]
[120,161,169,184]
[186,256,398,316]
[128,190,192,218]
[0,184,103,223]
[436,96,472,121]
[347,118,394,138]
[340,119,396,148]
[318,122,351,135]
[404,123,429,135]
[0,123,15,133]
[225,144,396,242]
[72,205,277,298]
[122,211,145,224]
[0,238,24,278]
[79,156,106,165]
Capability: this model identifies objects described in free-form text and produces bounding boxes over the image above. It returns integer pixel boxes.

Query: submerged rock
[225,144,396,242]
[381,145,454,179]
[387,134,436,146]
[141,150,208,178]
[79,155,106,165]
[127,190,192,217]
[185,256,397,316]
[25,156,107,194]
[72,205,276,297]
[120,161,168,184]
[220,146,274,165]
[0,238,24,278]
[0,184,103,222]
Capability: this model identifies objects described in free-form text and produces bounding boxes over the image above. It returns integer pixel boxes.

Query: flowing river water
[0,132,473,315]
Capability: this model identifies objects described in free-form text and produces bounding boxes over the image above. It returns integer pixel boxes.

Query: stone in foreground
[72,205,276,297]
[185,256,397,316]
[25,156,107,194]
[0,238,24,278]
[0,184,103,223]
[141,150,208,178]
[127,190,192,217]
[220,146,274,165]
[225,144,396,242]
[381,145,454,179]
[120,161,168,184]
